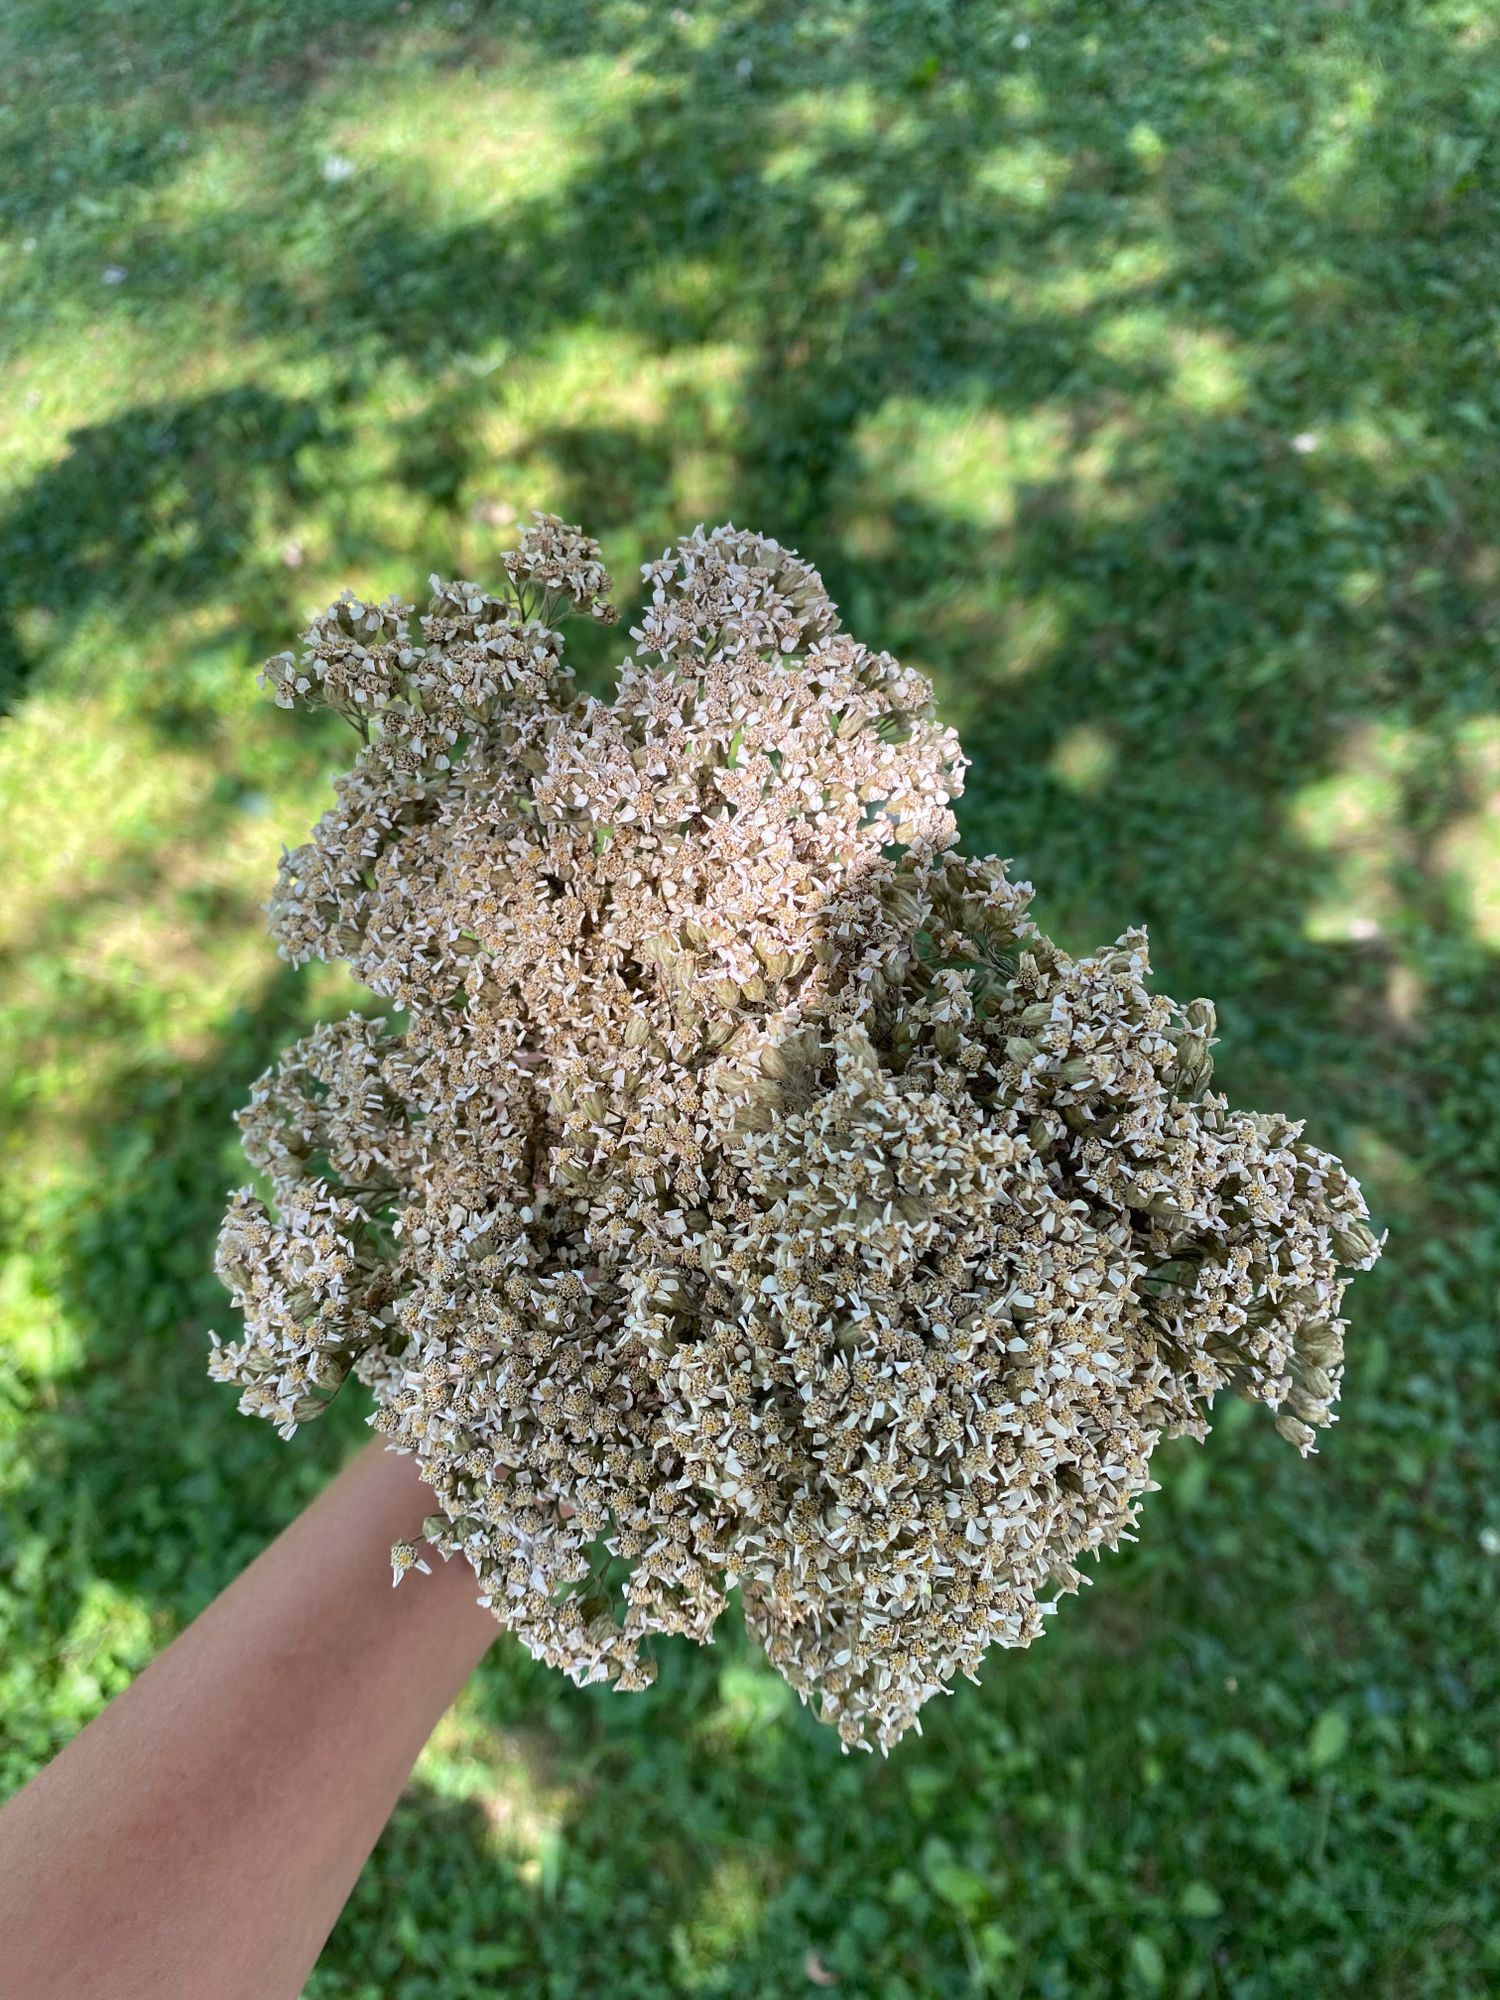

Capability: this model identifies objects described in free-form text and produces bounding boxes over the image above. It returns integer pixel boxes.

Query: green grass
[3,0,1500,1993]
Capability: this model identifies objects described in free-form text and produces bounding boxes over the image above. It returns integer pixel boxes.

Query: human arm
[0,1440,495,2000]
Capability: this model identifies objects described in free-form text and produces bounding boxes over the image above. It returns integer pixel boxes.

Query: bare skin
[0,1441,496,2000]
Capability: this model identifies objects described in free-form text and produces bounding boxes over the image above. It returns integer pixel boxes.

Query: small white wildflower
[1292,431,1320,453]
[390,1540,432,1586]
[322,153,356,184]
[102,265,127,285]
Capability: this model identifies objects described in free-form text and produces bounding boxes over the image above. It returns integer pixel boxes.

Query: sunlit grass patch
[702,1657,796,1748]
[1167,327,1248,413]
[1090,310,1249,413]
[1289,723,1419,945]
[57,1576,158,1701]
[670,1852,770,1992]
[1285,73,1383,214]
[0,661,327,961]
[0,690,226,953]
[1435,717,1500,947]
[1048,721,1116,794]
[974,134,1076,211]
[763,82,886,181]
[466,328,747,543]
[1,320,306,485]
[983,239,1181,318]
[1440,804,1500,944]
[416,1700,574,1871]
[0,1249,83,1386]
[847,396,1141,531]
[320,60,607,227]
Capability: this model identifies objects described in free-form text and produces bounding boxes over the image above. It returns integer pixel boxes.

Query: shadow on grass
[4,0,1496,925]
[0,387,339,712]
[6,0,1500,1990]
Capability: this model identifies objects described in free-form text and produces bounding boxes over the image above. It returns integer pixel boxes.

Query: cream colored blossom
[213,516,1381,1750]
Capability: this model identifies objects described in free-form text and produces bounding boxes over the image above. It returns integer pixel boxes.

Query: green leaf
[1129,1934,1166,1990]
[1178,1881,1223,1919]
[1308,1707,1350,1770]
[904,1766,947,1817]
[977,1920,1018,1968]
[925,1857,988,1915]
[1430,1780,1500,1821]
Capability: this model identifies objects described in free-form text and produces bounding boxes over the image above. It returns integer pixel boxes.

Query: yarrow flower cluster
[213,510,1381,1750]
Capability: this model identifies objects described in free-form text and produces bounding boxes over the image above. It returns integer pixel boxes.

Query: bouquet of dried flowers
[213,514,1380,1749]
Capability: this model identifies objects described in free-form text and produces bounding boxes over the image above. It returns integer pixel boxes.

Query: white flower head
[214,512,1381,1749]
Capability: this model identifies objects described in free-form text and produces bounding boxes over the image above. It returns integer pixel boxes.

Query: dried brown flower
[214,512,1381,1749]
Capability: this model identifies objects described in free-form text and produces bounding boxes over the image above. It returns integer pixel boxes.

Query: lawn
[2,0,1499,1993]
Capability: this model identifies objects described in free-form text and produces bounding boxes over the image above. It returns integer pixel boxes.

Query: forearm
[0,1440,496,2000]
